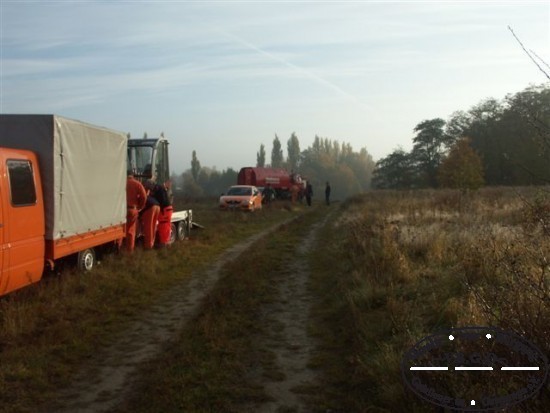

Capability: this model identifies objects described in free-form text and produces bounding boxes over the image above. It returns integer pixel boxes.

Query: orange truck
[0,114,127,296]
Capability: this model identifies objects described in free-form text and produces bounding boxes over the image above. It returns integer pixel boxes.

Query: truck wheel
[169,223,177,244]
[176,220,188,240]
[77,248,96,272]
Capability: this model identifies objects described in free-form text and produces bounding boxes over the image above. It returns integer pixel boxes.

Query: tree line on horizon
[176,133,376,200]
[174,82,549,198]
[373,83,550,190]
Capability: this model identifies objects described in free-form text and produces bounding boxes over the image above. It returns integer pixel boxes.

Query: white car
[219,185,263,211]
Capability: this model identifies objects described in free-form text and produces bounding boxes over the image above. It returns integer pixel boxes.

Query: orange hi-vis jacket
[127,176,147,211]
[125,176,147,252]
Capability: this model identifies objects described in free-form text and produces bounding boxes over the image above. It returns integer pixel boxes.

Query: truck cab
[127,137,194,243]
[0,148,45,295]
[127,138,170,185]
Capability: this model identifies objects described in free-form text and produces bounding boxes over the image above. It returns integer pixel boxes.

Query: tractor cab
[127,138,170,185]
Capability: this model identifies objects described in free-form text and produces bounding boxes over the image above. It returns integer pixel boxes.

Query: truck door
[0,175,4,280]
[0,150,45,296]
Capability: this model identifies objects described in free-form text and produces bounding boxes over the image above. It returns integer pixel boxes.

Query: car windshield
[227,187,252,196]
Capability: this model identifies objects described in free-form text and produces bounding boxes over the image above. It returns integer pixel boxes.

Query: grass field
[308,187,549,412]
[0,198,306,413]
[1,189,548,412]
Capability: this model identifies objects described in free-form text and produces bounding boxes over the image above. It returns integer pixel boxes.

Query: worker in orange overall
[140,181,161,250]
[126,172,147,253]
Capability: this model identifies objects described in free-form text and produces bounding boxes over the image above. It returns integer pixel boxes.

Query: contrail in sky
[219,29,372,112]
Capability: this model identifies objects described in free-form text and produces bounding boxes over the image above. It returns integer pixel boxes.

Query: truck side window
[7,159,37,206]
[155,141,169,184]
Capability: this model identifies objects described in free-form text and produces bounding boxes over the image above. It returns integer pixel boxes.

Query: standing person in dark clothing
[145,180,173,247]
[325,181,331,205]
[262,184,274,206]
[305,182,313,206]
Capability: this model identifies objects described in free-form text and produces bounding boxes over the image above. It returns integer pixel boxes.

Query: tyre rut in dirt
[251,214,332,413]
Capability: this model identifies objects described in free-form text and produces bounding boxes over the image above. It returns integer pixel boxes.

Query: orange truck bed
[46,224,125,261]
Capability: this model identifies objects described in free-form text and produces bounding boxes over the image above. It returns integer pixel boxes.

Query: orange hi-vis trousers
[141,205,160,249]
[157,206,173,245]
[125,208,139,252]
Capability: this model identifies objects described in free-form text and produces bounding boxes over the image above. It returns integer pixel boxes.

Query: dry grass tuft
[309,187,549,412]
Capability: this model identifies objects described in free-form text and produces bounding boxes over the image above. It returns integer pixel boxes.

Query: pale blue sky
[1,1,549,172]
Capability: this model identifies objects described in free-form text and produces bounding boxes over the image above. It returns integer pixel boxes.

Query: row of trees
[175,82,549,197]
[290,135,375,200]
[173,150,238,198]
[255,133,301,171]
[178,134,376,200]
[373,84,550,190]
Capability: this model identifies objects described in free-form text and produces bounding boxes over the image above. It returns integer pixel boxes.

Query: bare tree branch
[508,25,550,81]
[530,49,550,71]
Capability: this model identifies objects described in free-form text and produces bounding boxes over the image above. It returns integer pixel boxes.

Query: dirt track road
[255,216,328,413]
[45,210,330,413]
[45,217,298,413]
